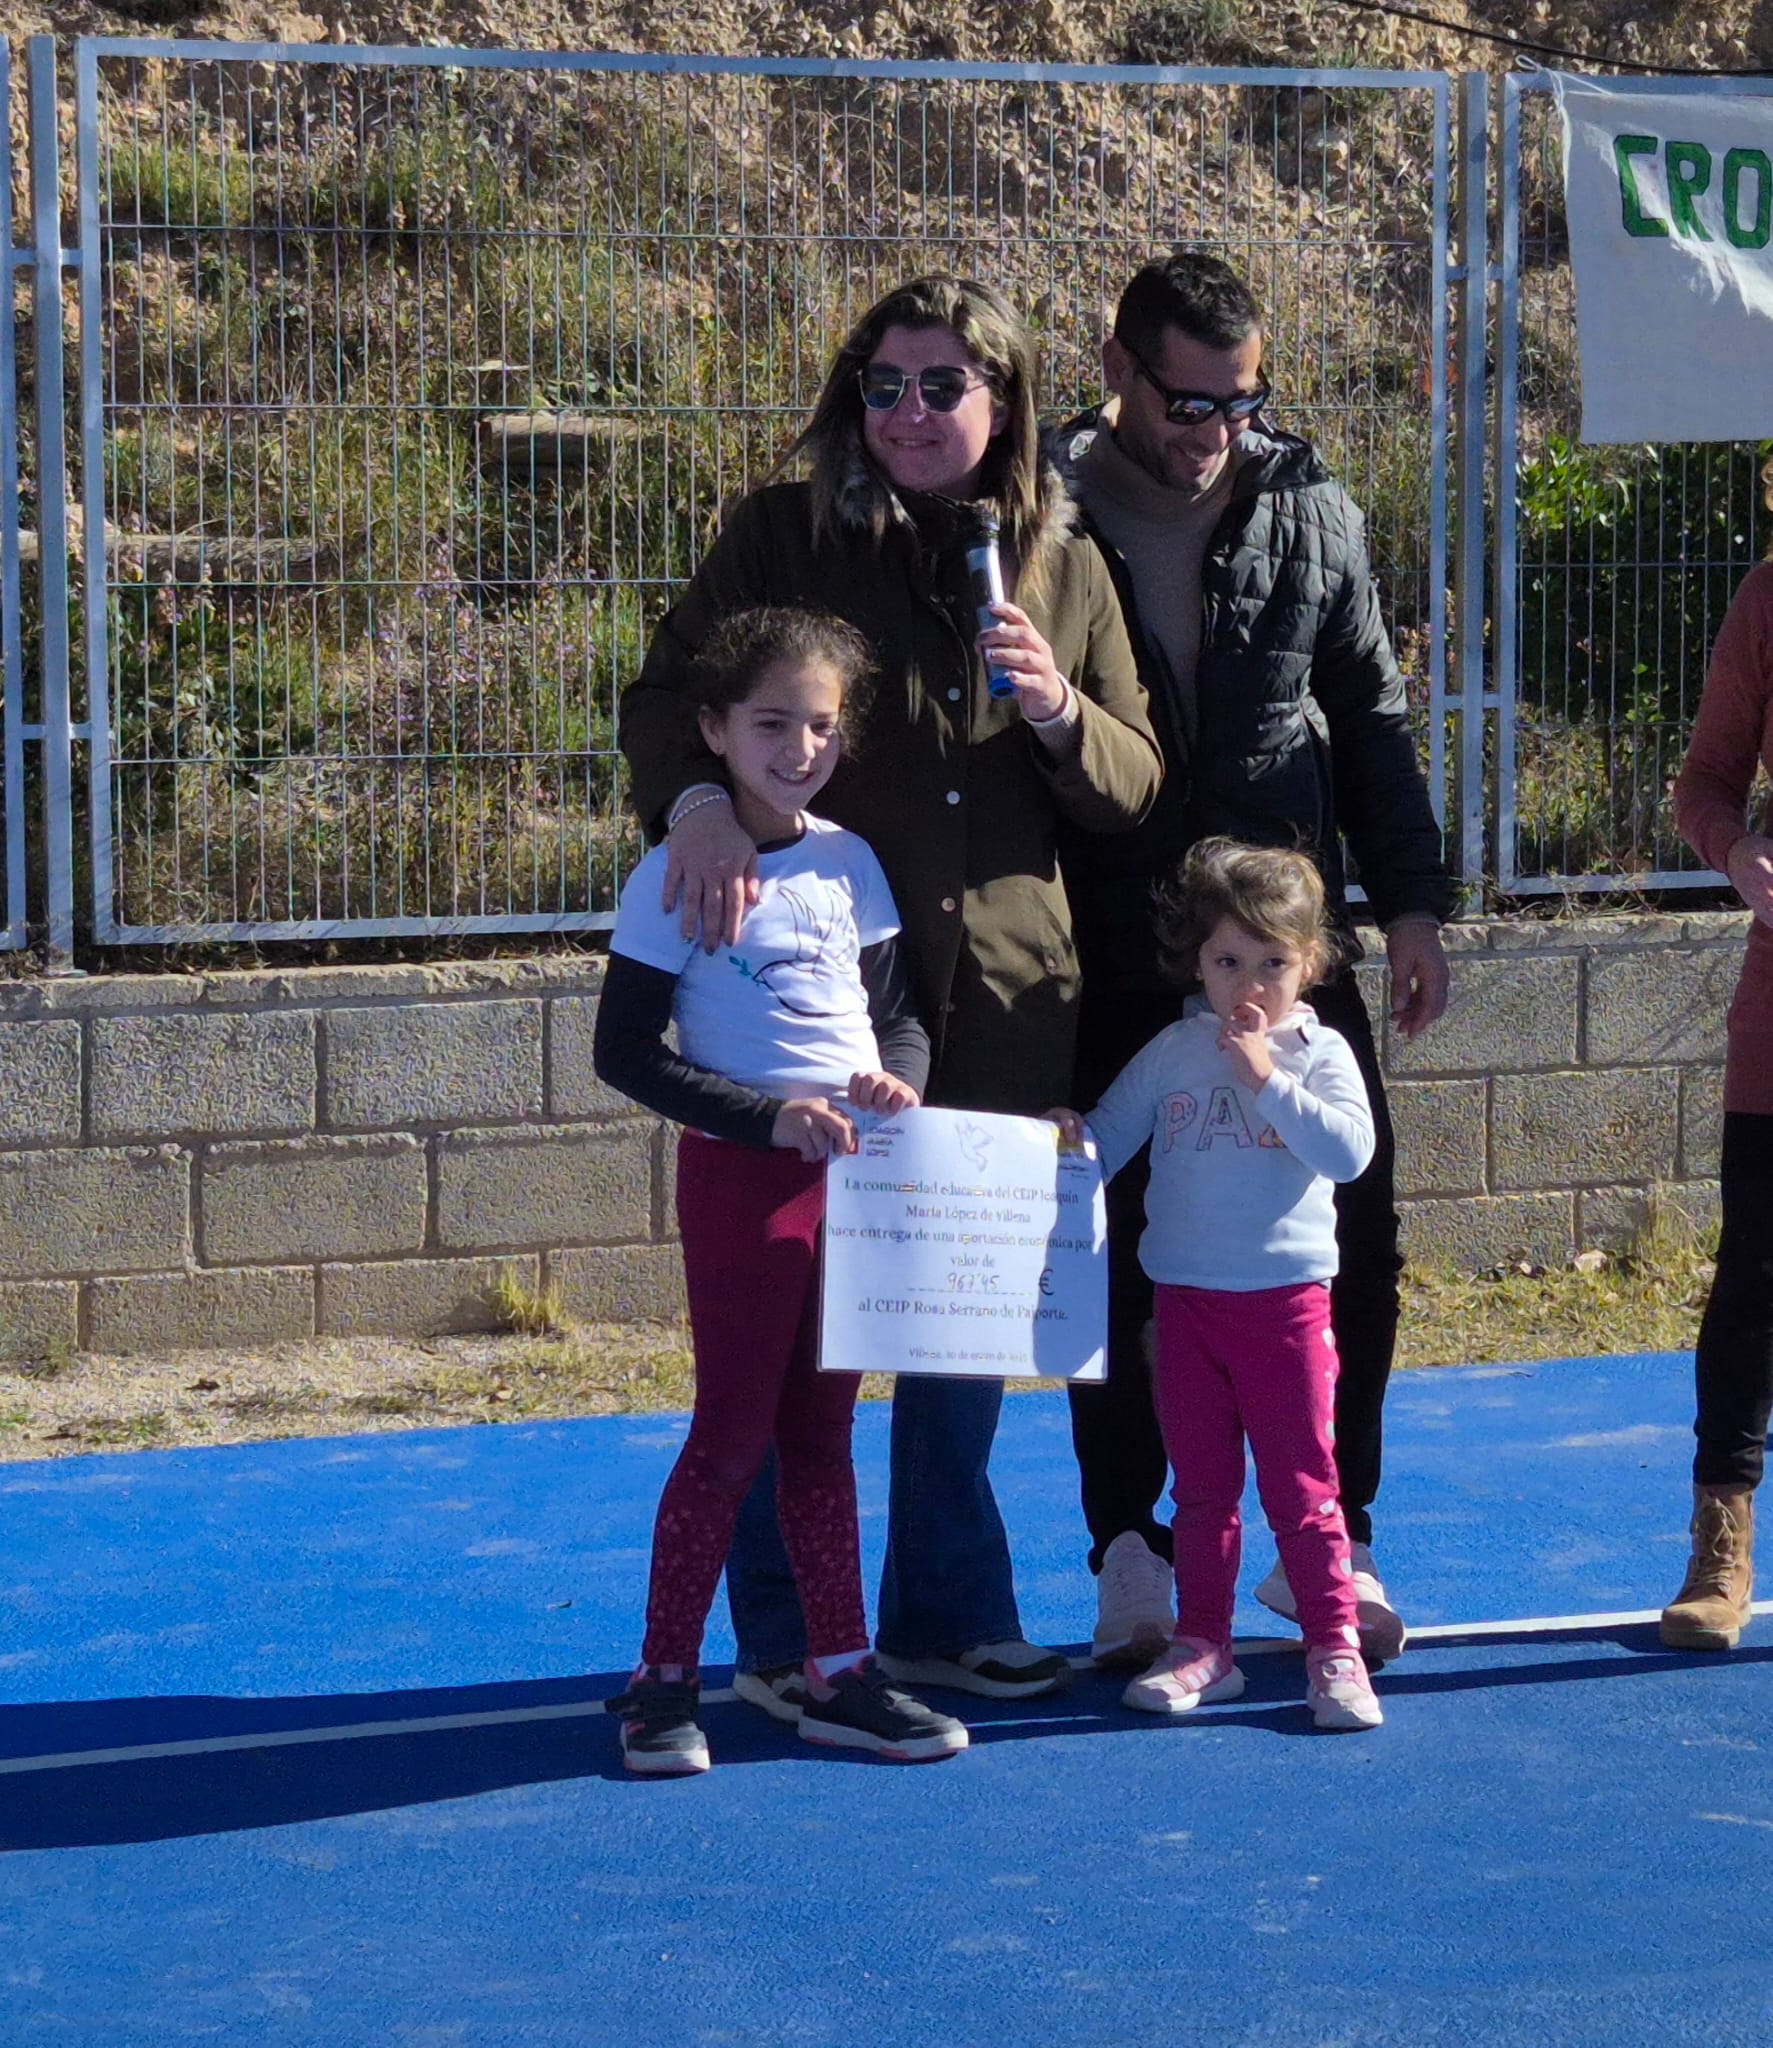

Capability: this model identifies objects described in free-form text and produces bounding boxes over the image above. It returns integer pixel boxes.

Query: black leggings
[1693,1112,1773,1489]
[1066,967,1402,1565]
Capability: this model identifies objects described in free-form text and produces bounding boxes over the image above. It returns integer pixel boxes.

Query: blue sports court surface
[4,1348,1773,2046]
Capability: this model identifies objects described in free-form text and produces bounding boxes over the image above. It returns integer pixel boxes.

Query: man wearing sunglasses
[1056,250,1456,1675]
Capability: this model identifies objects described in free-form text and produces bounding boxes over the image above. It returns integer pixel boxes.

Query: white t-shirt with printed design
[1085,1001,1376,1291]
[610,815,900,1097]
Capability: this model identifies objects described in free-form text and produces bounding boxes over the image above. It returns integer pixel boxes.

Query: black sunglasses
[1128,348,1270,427]
[857,363,994,414]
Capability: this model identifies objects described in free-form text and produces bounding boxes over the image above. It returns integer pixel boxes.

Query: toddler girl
[594,606,967,1774]
[1052,839,1383,1731]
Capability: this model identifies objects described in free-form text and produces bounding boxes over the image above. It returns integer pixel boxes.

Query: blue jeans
[725,1372,1024,1670]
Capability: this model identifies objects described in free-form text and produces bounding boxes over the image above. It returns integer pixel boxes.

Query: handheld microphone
[964,509,1018,699]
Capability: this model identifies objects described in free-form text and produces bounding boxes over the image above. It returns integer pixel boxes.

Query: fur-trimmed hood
[618,417,1164,1111]
[821,415,1081,600]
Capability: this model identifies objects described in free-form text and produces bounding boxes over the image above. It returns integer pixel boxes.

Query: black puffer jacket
[1053,410,1456,996]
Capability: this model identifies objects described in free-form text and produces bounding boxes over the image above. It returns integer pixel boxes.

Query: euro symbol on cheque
[1038,1268,1055,1298]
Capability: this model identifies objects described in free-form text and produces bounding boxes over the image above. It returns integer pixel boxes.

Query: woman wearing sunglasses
[620,275,1162,1717]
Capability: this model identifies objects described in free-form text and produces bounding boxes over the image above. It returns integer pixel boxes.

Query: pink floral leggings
[640,1132,867,1671]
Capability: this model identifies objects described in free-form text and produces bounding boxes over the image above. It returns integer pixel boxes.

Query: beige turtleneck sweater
[1070,418,1237,702]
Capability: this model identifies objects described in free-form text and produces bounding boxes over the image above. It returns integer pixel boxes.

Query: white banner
[1558,77,1773,442]
[819,1106,1106,1381]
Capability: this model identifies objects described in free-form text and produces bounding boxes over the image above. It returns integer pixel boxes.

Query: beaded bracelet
[667,788,733,831]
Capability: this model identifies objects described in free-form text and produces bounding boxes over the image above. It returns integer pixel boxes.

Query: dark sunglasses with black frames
[1126,346,1270,427]
[857,363,996,414]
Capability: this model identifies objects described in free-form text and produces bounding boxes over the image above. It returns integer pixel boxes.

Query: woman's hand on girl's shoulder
[1042,1106,1088,1149]
[772,1097,858,1161]
[662,798,760,952]
[848,1071,920,1116]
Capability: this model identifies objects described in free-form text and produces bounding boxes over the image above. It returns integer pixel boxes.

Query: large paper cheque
[820,1106,1106,1381]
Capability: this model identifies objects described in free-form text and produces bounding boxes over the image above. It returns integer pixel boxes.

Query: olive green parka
[618,439,1164,1114]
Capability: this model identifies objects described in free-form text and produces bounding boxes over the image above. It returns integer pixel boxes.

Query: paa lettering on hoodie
[1159,1088,1289,1153]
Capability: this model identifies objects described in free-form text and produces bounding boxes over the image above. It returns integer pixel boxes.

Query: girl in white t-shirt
[593,608,966,1776]
[1049,840,1384,1732]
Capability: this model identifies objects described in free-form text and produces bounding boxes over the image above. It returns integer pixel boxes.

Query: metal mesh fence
[0,42,25,951]
[75,49,1451,941]
[1499,75,1772,893]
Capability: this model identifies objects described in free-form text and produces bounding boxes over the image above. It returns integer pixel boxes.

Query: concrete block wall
[0,958,686,1360]
[1372,909,1745,1271]
[0,910,1748,1357]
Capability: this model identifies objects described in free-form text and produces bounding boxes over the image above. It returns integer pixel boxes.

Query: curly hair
[690,606,876,751]
[1157,837,1342,990]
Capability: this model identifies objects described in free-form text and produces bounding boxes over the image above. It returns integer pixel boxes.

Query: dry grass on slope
[4,0,1764,81]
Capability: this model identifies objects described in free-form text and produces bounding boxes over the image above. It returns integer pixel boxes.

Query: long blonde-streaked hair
[770,276,1050,574]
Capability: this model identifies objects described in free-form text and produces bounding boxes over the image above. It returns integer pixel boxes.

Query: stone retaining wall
[1375,909,1741,1270]
[0,957,680,1360]
[0,910,1747,1358]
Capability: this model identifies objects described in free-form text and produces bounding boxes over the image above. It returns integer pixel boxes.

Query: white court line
[1410,1601,1773,1639]
[5,1601,1768,1779]
[0,1699,617,1776]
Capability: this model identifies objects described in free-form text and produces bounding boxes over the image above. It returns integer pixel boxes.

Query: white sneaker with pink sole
[1121,1634,1245,1716]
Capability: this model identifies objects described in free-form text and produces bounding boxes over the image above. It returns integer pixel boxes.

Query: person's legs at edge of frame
[1066,985,1183,1670]
[1662,1111,1773,1650]
[873,1371,1070,1697]
[1120,1282,1246,1717]
[1250,967,1409,1663]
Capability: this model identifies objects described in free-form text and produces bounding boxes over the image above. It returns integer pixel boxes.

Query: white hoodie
[1086,1002,1376,1292]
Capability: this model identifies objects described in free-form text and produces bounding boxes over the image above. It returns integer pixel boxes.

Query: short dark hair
[1113,252,1263,361]
[1156,837,1341,989]
[691,606,876,749]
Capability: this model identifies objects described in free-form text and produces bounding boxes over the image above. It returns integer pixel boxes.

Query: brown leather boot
[1660,1486,1755,1650]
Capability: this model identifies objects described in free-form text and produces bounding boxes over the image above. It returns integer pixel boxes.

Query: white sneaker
[1305,1643,1384,1731]
[1253,1543,1408,1665]
[1349,1543,1408,1664]
[1253,1558,1299,1622]
[1122,1635,1245,1715]
[875,1639,1070,1699]
[1092,1530,1177,1670]
[730,1665,809,1723]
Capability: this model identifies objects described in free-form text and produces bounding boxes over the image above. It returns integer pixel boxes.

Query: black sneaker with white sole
[731,1664,810,1723]
[876,1639,1072,1699]
[610,1675,710,1777]
[798,1662,969,1762]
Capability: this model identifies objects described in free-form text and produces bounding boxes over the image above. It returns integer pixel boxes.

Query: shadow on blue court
[4,1352,1773,2047]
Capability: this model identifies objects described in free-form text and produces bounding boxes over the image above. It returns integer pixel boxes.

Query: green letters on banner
[1615,134,1669,237]
[1665,140,1715,240]
[1724,146,1773,250]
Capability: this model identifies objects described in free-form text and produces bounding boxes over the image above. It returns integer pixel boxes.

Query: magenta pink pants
[1152,1281,1361,1652]
[640,1133,867,1671]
